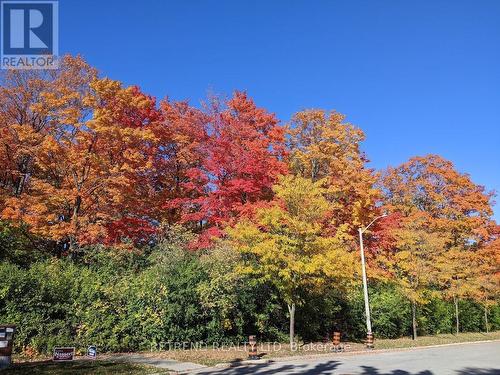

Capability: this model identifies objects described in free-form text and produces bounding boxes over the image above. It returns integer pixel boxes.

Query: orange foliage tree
[288,109,380,238]
[1,57,162,252]
[380,154,495,334]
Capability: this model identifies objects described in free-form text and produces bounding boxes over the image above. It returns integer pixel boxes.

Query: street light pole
[359,227,372,336]
[359,214,387,348]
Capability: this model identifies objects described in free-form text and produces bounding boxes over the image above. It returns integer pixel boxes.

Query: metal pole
[359,228,372,336]
[358,214,387,348]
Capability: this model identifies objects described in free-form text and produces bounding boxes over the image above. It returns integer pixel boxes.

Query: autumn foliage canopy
[0,56,498,340]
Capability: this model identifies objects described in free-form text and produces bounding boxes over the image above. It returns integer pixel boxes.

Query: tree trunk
[484,305,489,333]
[411,301,417,340]
[453,296,459,335]
[288,303,296,348]
[69,195,82,252]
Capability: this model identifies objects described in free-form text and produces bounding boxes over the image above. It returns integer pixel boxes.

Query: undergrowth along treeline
[0,56,498,355]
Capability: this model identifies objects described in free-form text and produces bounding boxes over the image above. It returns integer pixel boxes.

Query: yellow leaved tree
[227,175,356,347]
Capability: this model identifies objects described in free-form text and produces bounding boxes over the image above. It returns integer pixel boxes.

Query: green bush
[0,228,497,354]
[0,239,290,354]
[370,285,411,338]
[0,260,81,353]
[488,304,500,331]
[457,300,486,333]
[342,284,413,340]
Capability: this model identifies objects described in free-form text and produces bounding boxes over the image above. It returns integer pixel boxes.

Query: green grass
[374,331,500,350]
[2,360,168,375]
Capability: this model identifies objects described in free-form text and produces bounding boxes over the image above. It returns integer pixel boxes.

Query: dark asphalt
[194,341,500,375]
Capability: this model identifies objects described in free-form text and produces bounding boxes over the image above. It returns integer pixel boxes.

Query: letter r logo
[9,8,48,49]
[1,1,58,55]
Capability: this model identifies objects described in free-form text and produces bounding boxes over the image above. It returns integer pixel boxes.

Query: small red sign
[53,347,75,361]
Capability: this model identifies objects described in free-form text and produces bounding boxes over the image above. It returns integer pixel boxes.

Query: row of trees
[0,56,498,351]
[228,155,498,343]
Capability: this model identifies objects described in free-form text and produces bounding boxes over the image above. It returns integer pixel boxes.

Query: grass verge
[124,331,500,366]
[2,360,168,375]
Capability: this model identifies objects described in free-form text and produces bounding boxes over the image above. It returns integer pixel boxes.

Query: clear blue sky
[60,0,500,220]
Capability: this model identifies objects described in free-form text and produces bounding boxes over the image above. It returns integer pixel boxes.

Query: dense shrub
[370,286,411,338]
[421,297,453,335]
[343,284,411,340]
[0,260,81,353]
[489,304,500,331]
[0,228,497,354]
[0,240,289,354]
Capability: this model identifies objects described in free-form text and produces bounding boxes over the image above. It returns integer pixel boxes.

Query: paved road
[194,341,500,375]
[109,353,205,372]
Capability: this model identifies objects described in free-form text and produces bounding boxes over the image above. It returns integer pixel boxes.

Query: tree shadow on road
[360,366,433,374]
[359,366,500,375]
[198,360,341,374]
[455,368,500,375]
[198,362,500,374]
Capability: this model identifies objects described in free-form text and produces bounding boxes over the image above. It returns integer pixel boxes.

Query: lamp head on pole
[360,213,388,233]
